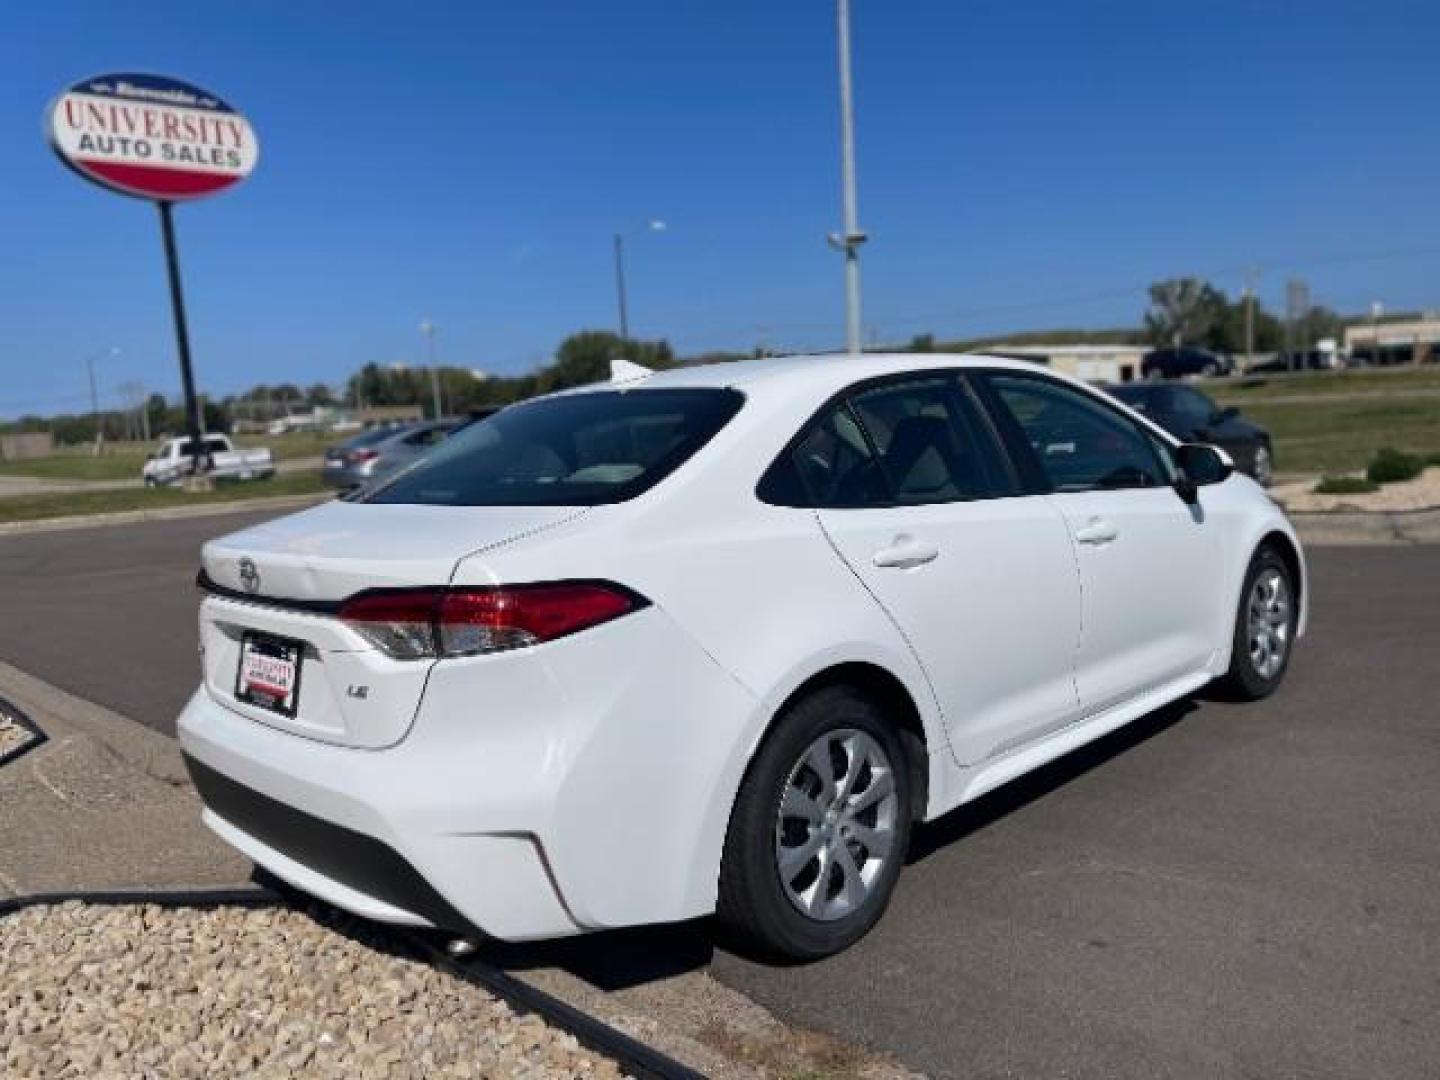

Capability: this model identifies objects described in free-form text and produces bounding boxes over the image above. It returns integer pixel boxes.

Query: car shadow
[259,695,1202,987]
[907,696,1199,864]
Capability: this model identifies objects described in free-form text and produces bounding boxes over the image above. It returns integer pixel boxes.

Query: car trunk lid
[198,499,586,747]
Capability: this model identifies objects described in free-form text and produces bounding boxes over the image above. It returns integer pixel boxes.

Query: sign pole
[156,200,205,478]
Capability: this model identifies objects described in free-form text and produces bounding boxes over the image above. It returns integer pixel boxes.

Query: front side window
[984,374,1166,493]
[366,388,743,506]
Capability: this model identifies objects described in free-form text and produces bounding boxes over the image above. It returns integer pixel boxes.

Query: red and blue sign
[46,73,258,201]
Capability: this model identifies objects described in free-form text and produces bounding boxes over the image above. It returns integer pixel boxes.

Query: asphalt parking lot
[1,512,1437,1078]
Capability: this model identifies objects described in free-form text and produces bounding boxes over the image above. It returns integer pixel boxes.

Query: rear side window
[758,374,1013,507]
[365,388,743,507]
[983,373,1166,493]
[848,379,1011,503]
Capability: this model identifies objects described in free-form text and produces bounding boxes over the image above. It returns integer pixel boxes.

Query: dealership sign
[46,73,258,201]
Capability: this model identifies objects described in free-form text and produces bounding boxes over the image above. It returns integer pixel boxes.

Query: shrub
[1314,476,1380,495]
[1366,447,1426,484]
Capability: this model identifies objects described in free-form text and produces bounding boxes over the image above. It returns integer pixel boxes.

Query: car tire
[1217,545,1297,701]
[717,684,913,961]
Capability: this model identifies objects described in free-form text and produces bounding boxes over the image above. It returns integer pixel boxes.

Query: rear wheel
[1217,546,1297,700]
[717,685,912,961]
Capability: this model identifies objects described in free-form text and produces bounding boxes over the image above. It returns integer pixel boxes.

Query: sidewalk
[0,659,249,897]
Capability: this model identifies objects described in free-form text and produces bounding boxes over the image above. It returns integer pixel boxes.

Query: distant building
[0,432,54,461]
[1343,318,1440,365]
[981,343,1148,384]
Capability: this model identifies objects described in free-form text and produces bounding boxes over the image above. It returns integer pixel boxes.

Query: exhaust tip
[445,937,479,958]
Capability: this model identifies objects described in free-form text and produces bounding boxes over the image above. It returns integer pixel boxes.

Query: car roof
[558,352,1064,400]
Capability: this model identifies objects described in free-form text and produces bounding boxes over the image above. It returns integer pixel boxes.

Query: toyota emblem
[237,557,260,595]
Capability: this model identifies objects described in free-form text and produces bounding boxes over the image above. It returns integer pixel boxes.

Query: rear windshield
[363,388,744,506]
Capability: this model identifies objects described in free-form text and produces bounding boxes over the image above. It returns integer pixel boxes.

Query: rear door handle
[872,537,940,569]
[1074,517,1119,546]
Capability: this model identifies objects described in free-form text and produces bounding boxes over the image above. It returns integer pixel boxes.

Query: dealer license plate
[236,632,304,717]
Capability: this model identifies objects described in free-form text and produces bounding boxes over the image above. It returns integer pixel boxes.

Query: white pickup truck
[142,434,276,487]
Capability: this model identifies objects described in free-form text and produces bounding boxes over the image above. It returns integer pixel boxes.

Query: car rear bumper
[177,603,763,941]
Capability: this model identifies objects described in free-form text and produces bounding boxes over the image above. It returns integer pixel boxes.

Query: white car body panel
[177,353,1307,941]
[818,495,1083,766]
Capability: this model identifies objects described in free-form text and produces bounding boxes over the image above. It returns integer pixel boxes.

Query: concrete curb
[0,492,328,537]
[1288,506,1440,546]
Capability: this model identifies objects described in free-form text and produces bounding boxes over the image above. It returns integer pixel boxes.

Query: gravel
[0,713,37,760]
[1,901,627,1079]
[1274,466,1440,513]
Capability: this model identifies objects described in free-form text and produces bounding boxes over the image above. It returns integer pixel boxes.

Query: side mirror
[1174,443,1233,503]
[1212,406,1239,424]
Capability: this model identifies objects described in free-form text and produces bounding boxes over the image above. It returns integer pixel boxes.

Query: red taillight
[339,583,643,659]
[347,448,379,464]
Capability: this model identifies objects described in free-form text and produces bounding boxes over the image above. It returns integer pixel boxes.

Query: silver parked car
[321,421,457,490]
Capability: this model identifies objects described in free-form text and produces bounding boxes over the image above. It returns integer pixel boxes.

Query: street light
[419,319,442,419]
[829,0,867,356]
[86,346,119,456]
[1370,301,1384,366]
[613,219,667,340]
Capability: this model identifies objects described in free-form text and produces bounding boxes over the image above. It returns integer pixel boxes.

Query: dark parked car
[322,421,457,490]
[1141,347,1233,380]
[1246,350,1338,374]
[1107,382,1274,485]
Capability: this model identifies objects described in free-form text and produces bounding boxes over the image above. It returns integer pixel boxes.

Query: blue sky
[3,1,1439,416]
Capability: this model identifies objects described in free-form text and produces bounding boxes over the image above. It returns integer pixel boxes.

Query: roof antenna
[610,358,654,384]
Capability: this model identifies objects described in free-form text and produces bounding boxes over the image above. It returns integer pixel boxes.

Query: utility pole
[612,221,665,341]
[613,234,629,340]
[1242,266,1258,371]
[1370,301,1384,366]
[420,320,442,419]
[829,0,867,356]
[85,347,117,456]
[87,353,101,456]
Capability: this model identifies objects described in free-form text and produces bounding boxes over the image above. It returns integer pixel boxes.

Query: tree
[1143,278,1229,348]
[538,332,675,394]
[907,333,936,353]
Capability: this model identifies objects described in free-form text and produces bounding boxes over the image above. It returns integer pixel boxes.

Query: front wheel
[717,685,912,960]
[1217,546,1297,700]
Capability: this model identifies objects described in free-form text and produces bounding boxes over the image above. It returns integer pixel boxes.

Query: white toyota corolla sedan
[179,354,1306,959]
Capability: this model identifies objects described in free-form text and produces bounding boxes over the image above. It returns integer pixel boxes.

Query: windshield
[364,388,744,507]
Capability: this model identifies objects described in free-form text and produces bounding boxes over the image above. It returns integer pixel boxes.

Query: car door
[977,371,1225,715]
[792,373,1084,766]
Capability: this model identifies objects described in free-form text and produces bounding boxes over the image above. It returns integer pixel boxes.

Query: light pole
[86,346,119,456]
[1370,301,1384,366]
[419,320,442,419]
[612,220,666,340]
[829,0,867,356]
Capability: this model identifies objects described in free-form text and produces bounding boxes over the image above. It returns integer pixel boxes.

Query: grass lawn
[0,472,328,525]
[1210,365,1440,401]
[0,431,332,482]
[1216,396,1440,475]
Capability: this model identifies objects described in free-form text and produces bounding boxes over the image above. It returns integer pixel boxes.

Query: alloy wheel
[773,728,900,922]
[1247,568,1292,680]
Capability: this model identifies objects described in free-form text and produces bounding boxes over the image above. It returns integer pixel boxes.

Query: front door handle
[872,537,940,569]
[1074,517,1119,545]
